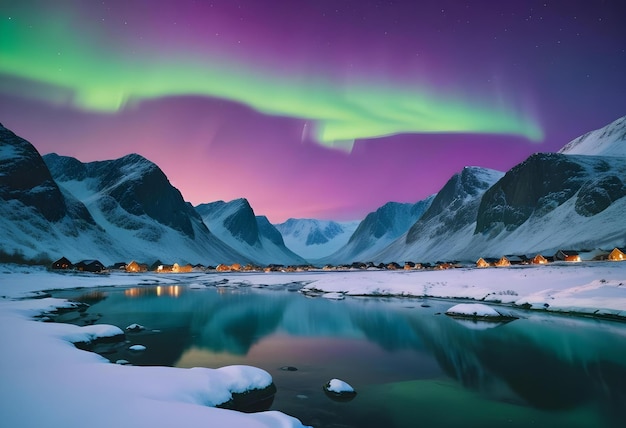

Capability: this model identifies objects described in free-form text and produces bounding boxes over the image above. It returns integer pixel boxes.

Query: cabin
[404,261,423,270]
[172,263,193,273]
[530,254,548,265]
[507,255,529,265]
[111,262,127,270]
[554,250,581,262]
[435,262,454,270]
[156,264,173,273]
[216,264,231,272]
[608,247,626,261]
[494,256,511,267]
[51,256,73,270]
[476,258,490,268]
[126,260,148,273]
[149,260,163,271]
[75,259,106,273]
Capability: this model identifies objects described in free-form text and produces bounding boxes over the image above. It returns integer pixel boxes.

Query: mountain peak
[558,115,626,157]
[1,125,67,222]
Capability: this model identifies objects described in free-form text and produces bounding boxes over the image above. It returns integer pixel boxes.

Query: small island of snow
[129,344,146,351]
[323,378,357,401]
[322,292,345,300]
[326,378,354,393]
[445,303,516,320]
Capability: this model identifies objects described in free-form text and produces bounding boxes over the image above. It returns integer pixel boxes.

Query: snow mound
[323,378,357,401]
[326,378,354,393]
[322,292,345,300]
[62,324,125,344]
[126,323,145,332]
[446,303,510,319]
[129,344,146,351]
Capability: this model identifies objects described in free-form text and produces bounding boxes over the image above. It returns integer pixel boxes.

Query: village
[50,247,626,275]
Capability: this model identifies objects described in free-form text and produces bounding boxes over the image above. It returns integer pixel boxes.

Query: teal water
[53,282,626,428]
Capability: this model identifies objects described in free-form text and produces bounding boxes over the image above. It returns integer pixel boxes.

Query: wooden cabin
[75,259,106,273]
[156,264,173,273]
[476,258,490,268]
[494,256,511,267]
[51,256,73,270]
[506,255,529,265]
[436,262,454,270]
[126,260,147,273]
[216,264,231,272]
[172,263,193,273]
[554,250,581,262]
[530,254,548,265]
[608,248,626,261]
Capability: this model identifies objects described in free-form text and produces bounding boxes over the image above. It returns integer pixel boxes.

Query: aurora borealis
[1,1,624,221]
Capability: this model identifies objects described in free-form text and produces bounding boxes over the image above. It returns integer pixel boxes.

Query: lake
[52,279,626,428]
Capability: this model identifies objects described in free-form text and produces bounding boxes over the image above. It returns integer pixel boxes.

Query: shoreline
[3,262,626,322]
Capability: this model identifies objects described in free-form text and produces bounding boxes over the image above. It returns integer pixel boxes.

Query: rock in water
[323,378,357,402]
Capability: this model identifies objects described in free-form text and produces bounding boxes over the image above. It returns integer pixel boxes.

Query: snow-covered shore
[1,262,626,428]
[0,265,309,428]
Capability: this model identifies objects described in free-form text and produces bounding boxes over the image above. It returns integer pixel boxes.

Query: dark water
[52,281,626,428]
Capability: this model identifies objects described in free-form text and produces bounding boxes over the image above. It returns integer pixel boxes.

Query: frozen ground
[1,262,625,428]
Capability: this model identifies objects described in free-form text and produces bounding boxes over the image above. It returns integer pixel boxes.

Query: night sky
[1,1,624,222]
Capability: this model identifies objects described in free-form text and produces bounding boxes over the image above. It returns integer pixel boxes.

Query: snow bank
[321,292,345,300]
[62,323,125,343]
[1,262,626,428]
[446,303,502,318]
[0,292,308,428]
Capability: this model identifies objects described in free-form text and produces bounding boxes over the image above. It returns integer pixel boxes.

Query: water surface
[53,280,626,428]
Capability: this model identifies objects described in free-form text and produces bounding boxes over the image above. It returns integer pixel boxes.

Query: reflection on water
[124,285,181,298]
[55,284,626,428]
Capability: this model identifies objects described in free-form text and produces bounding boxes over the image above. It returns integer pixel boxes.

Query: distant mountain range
[316,198,435,265]
[274,218,359,261]
[1,114,625,266]
[195,199,305,266]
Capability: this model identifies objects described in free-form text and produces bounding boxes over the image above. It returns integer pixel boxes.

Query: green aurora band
[0,16,543,151]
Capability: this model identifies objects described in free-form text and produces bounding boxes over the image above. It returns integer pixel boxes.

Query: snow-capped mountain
[468,153,626,258]
[0,123,113,263]
[195,199,306,266]
[274,219,360,261]
[40,152,249,266]
[558,115,626,157]
[372,116,626,263]
[319,198,434,265]
[374,167,505,263]
[3,115,625,267]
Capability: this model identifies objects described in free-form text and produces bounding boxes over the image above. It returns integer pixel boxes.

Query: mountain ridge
[1,114,625,266]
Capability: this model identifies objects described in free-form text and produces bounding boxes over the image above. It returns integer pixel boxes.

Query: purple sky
[1,0,625,222]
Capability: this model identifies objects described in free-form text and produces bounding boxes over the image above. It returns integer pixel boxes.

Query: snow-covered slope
[41,153,249,266]
[274,218,360,261]
[468,153,626,258]
[377,123,626,263]
[374,167,505,263]
[558,115,626,157]
[320,197,434,265]
[195,199,306,266]
[0,124,117,263]
[356,116,626,264]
